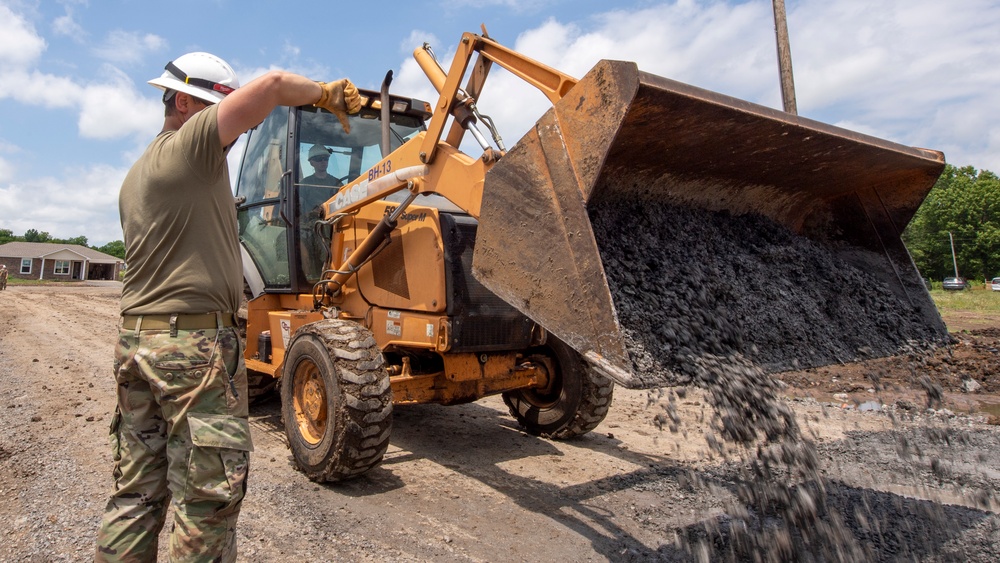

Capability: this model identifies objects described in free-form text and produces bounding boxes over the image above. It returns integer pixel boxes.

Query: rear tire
[281,319,392,482]
[502,337,614,439]
[247,371,278,402]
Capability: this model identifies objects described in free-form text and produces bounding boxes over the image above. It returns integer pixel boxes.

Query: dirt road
[1,284,998,561]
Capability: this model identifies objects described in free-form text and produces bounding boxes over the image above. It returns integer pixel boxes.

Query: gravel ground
[1,284,998,562]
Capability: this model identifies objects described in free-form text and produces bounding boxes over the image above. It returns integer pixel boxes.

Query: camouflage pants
[95,321,252,562]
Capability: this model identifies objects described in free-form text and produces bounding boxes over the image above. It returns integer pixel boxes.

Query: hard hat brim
[148,76,227,104]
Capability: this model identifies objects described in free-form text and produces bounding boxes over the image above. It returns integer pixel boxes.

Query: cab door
[234,106,294,296]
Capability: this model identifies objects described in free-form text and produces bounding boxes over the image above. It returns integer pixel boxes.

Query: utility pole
[772,0,798,115]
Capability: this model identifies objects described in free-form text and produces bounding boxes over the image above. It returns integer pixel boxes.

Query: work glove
[314,78,361,134]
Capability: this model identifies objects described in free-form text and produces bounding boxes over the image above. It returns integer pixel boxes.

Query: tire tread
[284,320,392,482]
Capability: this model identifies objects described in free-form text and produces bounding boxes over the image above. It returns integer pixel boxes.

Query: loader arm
[320,34,547,219]
[414,33,578,165]
[320,33,576,295]
[324,33,581,220]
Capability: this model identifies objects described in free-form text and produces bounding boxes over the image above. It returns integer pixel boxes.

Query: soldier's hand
[314,79,362,134]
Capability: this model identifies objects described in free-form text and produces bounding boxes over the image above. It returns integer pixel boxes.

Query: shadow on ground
[248,395,999,561]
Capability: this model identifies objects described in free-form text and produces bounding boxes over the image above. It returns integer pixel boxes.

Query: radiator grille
[440,214,535,352]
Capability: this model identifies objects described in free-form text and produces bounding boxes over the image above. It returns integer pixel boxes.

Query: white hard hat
[309,144,332,160]
[148,52,240,104]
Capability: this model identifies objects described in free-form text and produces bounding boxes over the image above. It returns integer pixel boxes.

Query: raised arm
[216,72,359,147]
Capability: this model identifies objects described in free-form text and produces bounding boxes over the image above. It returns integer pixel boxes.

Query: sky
[1,0,998,247]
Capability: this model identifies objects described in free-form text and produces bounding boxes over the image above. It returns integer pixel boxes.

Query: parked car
[992,277,1000,291]
[943,277,969,290]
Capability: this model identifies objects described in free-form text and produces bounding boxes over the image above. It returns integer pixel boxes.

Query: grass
[930,287,1000,314]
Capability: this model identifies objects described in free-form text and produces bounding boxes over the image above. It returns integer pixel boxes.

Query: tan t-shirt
[119,104,242,315]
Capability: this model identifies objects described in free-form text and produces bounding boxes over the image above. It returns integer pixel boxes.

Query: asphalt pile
[590,199,946,389]
[589,199,961,561]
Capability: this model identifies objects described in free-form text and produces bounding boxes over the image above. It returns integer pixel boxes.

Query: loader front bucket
[473,60,949,389]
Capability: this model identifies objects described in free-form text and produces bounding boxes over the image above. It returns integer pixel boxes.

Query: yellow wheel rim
[292,359,327,445]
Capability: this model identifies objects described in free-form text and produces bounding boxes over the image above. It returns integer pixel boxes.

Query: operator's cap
[309,144,332,160]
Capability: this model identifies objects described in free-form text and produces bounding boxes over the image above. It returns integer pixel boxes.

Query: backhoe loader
[233,30,948,481]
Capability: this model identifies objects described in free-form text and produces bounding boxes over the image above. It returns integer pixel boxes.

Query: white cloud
[281,41,301,60]
[399,30,439,57]
[52,9,86,42]
[0,140,23,183]
[0,68,81,108]
[0,61,159,141]
[787,0,1000,167]
[77,66,162,140]
[0,3,81,111]
[0,156,14,184]
[0,162,127,245]
[393,0,1000,172]
[225,39,366,89]
[0,3,46,66]
[405,5,783,155]
[232,57,333,91]
[510,3,775,96]
[231,63,279,85]
[92,30,167,65]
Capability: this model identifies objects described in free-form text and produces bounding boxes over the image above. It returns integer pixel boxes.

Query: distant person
[0,264,7,290]
[95,51,360,562]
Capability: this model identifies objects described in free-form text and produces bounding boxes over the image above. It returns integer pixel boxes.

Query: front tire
[281,319,392,482]
[502,337,614,439]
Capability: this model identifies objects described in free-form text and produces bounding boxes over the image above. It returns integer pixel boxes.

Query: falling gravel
[590,199,963,561]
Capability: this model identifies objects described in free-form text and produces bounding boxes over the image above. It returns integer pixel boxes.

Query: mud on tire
[502,337,614,439]
[281,319,392,482]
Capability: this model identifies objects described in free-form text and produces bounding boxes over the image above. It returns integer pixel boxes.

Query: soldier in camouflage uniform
[95,51,361,562]
[99,318,251,560]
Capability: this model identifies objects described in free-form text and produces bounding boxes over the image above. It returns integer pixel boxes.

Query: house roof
[0,242,122,263]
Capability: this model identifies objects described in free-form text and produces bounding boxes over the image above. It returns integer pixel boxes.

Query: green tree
[903,164,1000,281]
[61,235,89,246]
[96,240,126,260]
[23,229,52,242]
[0,228,14,244]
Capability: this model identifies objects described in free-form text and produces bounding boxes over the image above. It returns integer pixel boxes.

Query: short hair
[163,89,179,117]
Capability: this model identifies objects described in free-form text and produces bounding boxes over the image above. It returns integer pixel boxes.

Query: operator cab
[234,89,440,296]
